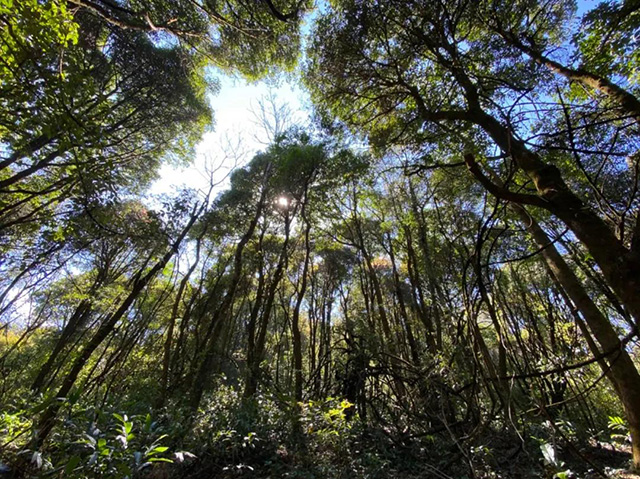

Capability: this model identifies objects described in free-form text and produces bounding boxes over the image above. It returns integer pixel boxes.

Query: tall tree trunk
[157,236,202,408]
[244,210,291,398]
[420,55,640,324]
[464,144,640,328]
[386,232,420,365]
[519,208,640,468]
[31,299,92,394]
[292,210,311,402]
[408,182,445,349]
[473,235,510,416]
[404,225,438,351]
[244,230,268,399]
[355,222,406,400]
[189,176,270,412]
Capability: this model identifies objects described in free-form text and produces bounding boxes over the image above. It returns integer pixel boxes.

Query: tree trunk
[519,207,640,469]
[33,204,200,447]
[386,232,420,365]
[464,129,640,328]
[480,163,640,469]
[244,210,291,398]
[292,211,311,402]
[157,237,201,408]
[31,299,92,394]
[189,179,269,412]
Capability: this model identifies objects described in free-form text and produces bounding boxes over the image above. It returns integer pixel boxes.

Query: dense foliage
[1,0,640,478]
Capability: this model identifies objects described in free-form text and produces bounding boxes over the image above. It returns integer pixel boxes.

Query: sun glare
[277,196,289,207]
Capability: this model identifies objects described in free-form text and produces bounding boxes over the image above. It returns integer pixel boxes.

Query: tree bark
[244,209,292,398]
[292,209,311,402]
[157,236,202,408]
[188,178,269,412]
[31,299,92,394]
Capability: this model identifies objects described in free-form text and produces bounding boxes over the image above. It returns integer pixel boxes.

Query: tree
[33,191,208,446]
[305,0,640,467]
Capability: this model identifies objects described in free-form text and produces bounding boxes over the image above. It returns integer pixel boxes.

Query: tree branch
[261,0,302,22]
[464,153,547,208]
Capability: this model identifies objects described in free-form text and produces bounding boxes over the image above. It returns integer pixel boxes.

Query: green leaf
[146,445,169,457]
[144,413,152,432]
[65,455,80,474]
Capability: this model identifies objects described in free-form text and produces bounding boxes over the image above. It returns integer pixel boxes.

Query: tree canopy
[2,1,640,478]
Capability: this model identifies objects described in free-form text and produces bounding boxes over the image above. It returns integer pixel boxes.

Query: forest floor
[578,442,639,479]
[145,437,638,479]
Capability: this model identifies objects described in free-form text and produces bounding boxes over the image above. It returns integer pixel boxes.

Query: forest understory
[2,0,640,478]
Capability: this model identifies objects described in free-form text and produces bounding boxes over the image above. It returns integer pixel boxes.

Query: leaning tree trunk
[33,203,201,447]
[31,299,92,394]
[464,137,640,329]
[188,182,269,413]
[478,161,640,469]
[519,207,640,468]
[156,235,203,409]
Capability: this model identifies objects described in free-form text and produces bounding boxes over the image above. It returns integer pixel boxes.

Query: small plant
[607,416,630,446]
[302,397,354,439]
[0,410,31,448]
[540,442,573,479]
[59,412,186,478]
